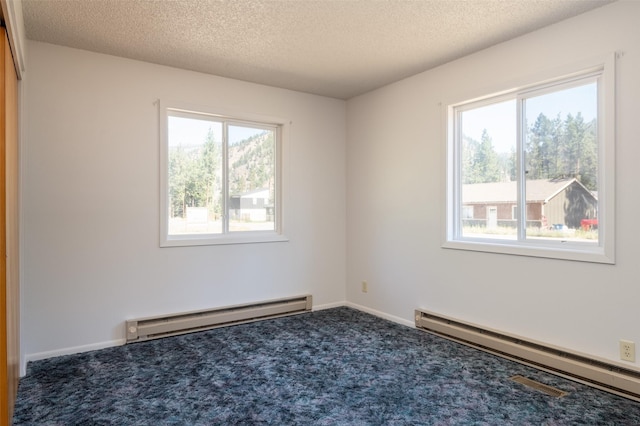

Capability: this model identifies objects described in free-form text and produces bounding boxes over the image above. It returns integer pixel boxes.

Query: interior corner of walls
[345,302,414,328]
[312,300,347,311]
[2,0,27,79]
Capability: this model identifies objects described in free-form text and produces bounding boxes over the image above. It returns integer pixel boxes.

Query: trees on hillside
[228,132,274,196]
[463,130,505,184]
[168,128,221,219]
[463,112,597,191]
[168,130,274,219]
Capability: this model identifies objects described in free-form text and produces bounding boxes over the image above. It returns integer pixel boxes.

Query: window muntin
[161,103,287,247]
[446,61,614,263]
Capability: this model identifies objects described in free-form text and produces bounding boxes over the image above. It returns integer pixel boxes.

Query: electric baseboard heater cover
[415,308,640,402]
[126,295,312,343]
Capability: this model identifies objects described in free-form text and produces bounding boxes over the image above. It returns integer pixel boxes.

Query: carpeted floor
[14,307,640,425]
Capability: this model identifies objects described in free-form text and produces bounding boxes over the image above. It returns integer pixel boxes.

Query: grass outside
[169,217,274,235]
[463,225,598,241]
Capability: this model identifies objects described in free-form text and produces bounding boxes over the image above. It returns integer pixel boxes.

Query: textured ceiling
[22,0,614,99]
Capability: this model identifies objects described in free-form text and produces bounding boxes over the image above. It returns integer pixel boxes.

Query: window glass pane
[524,82,598,243]
[228,125,276,232]
[167,115,223,235]
[460,99,517,239]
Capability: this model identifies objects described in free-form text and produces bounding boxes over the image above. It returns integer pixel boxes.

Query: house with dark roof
[462,178,597,229]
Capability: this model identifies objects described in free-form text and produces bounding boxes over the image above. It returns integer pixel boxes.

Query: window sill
[161,232,289,248]
[442,239,614,264]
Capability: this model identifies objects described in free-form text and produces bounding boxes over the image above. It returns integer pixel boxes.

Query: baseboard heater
[415,308,640,402]
[126,295,312,343]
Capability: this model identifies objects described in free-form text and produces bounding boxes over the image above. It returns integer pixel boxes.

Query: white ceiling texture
[22,0,614,99]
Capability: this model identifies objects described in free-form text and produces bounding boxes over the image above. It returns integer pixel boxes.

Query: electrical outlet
[620,340,635,362]
[361,281,368,293]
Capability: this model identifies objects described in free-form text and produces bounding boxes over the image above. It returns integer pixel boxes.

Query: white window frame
[160,100,289,247]
[444,54,615,264]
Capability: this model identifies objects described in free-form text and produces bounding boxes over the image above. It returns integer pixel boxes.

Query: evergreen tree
[168,146,188,217]
[201,129,222,217]
[461,135,478,184]
[524,112,597,190]
[476,130,502,183]
[526,113,553,180]
[463,112,597,191]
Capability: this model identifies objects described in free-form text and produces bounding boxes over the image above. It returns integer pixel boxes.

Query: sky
[168,115,268,147]
[461,82,597,154]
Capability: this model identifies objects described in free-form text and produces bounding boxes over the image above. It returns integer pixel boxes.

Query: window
[462,205,474,219]
[445,56,615,263]
[160,101,288,247]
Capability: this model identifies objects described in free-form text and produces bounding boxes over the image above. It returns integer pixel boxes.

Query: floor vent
[126,295,312,343]
[510,375,568,398]
[415,308,640,402]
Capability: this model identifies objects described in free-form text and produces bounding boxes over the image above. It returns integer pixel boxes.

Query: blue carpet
[14,307,640,425]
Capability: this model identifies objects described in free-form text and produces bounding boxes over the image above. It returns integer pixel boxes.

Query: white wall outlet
[361,281,368,293]
[620,340,635,362]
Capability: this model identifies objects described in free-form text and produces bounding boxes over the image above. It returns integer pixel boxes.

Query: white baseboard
[312,300,347,311]
[22,339,126,377]
[345,302,414,328]
[314,300,415,329]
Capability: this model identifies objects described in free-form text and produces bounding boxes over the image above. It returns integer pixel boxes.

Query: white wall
[22,42,346,367]
[347,1,640,368]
